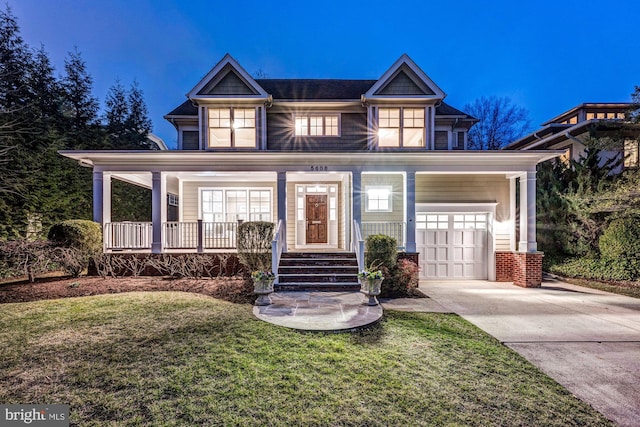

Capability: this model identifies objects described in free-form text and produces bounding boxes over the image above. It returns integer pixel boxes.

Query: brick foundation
[494,251,543,288]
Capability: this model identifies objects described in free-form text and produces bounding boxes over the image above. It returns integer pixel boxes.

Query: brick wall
[495,252,514,282]
[512,252,543,288]
[494,251,543,287]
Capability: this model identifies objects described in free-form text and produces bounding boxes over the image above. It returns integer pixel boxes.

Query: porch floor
[253,291,383,331]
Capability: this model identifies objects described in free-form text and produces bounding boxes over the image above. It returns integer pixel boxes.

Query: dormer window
[208,107,256,148]
[378,107,425,148]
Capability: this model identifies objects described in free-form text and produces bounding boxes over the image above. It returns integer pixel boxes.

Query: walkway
[420,278,640,427]
[253,291,383,331]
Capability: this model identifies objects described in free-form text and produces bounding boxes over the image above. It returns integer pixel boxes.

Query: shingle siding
[266,112,368,151]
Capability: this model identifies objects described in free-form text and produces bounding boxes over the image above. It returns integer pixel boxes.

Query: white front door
[416,213,488,279]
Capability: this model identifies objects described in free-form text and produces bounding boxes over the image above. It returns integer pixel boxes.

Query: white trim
[364,185,393,212]
[416,203,498,281]
[187,54,269,100]
[364,54,446,101]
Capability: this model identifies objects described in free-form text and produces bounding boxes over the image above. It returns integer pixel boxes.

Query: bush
[379,258,420,298]
[549,257,637,282]
[48,220,102,255]
[365,234,397,270]
[48,220,102,276]
[0,240,56,282]
[597,217,640,280]
[237,221,274,273]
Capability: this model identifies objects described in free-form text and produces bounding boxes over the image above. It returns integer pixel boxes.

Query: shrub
[48,220,102,255]
[365,234,397,270]
[0,240,56,282]
[236,221,274,273]
[48,220,102,276]
[550,257,637,282]
[597,217,640,280]
[379,258,420,298]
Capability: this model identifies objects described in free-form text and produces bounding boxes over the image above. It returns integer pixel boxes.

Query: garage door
[416,213,488,279]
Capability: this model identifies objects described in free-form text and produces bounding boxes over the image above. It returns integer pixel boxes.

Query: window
[378,107,425,148]
[454,131,465,149]
[294,114,339,136]
[208,107,256,148]
[624,140,639,168]
[201,189,271,222]
[365,185,392,212]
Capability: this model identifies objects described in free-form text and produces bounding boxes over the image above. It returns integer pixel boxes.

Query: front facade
[62,54,558,286]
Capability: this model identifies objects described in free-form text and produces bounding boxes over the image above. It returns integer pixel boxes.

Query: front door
[306,195,327,244]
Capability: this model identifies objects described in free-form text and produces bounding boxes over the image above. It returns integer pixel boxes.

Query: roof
[542,102,632,126]
[166,80,474,119]
[255,79,376,100]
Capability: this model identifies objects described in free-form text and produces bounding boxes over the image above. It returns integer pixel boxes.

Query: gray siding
[267,112,367,151]
[377,70,430,95]
[434,131,448,150]
[182,131,199,150]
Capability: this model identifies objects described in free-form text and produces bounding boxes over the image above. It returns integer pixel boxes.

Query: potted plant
[358,268,384,306]
[252,270,276,306]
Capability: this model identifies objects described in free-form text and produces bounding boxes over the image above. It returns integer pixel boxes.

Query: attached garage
[416,206,495,280]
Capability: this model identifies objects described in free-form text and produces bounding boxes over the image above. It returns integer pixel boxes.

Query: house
[505,103,640,169]
[60,54,559,287]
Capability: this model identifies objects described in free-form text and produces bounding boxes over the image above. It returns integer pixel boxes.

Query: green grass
[0,292,612,426]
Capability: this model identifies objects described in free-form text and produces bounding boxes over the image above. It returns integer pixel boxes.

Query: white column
[518,171,537,252]
[93,171,103,224]
[277,171,287,251]
[151,172,167,254]
[352,170,362,225]
[509,177,517,251]
[92,171,111,225]
[405,171,416,252]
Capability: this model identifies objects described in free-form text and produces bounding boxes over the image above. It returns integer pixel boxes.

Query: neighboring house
[505,103,640,169]
[61,54,558,287]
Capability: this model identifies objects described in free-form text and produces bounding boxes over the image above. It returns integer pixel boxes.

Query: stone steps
[276,252,360,291]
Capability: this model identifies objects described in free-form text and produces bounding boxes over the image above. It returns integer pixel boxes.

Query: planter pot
[253,279,275,306]
[359,278,383,306]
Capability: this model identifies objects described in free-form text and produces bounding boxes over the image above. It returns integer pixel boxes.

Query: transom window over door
[378,107,425,148]
[208,107,256,148]
[294,114,339,136]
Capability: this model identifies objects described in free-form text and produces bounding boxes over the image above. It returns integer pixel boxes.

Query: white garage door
[416,213,488,279]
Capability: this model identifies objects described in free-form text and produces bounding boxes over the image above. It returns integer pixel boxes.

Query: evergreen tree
[125,81,153,149]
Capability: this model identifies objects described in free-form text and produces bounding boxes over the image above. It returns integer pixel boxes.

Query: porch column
[92,171,111,225]
[518,171,537,252]
[151,171,167,254]
[405,171,416,252]
[277,171,287,251]
[352,170,362,225]
[509,177,517,251]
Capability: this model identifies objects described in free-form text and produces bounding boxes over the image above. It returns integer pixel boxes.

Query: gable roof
[364,54,446,101]
[187,53,269,101]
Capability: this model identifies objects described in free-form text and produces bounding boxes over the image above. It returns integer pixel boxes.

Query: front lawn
[0,292,611,426]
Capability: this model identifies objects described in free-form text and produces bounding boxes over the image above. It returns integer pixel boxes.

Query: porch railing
[271,220,284,284]
[164,221,239,250]
[352,220,365,272]
[104,222,152,251]
[361,221,406,250]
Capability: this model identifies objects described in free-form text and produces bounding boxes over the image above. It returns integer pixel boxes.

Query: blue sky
[9,0,640,148]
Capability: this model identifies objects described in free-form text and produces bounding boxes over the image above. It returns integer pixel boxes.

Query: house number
[310,165,328,171]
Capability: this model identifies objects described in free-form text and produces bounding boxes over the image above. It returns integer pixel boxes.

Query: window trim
[293,113,341,137]
[365,185,393,213]
[207,107,257,149]
[377,107,426,149]
[199,187,273,222]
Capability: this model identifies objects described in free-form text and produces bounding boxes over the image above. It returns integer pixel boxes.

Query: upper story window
[294,114,339,136]
[378,107,425,148]
[586,112,625,120]
[208,107,256,148]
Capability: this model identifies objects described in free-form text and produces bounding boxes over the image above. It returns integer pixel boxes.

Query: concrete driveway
[419,277,640,427]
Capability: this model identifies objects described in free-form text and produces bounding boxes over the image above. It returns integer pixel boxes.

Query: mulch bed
[0,275,254,305]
